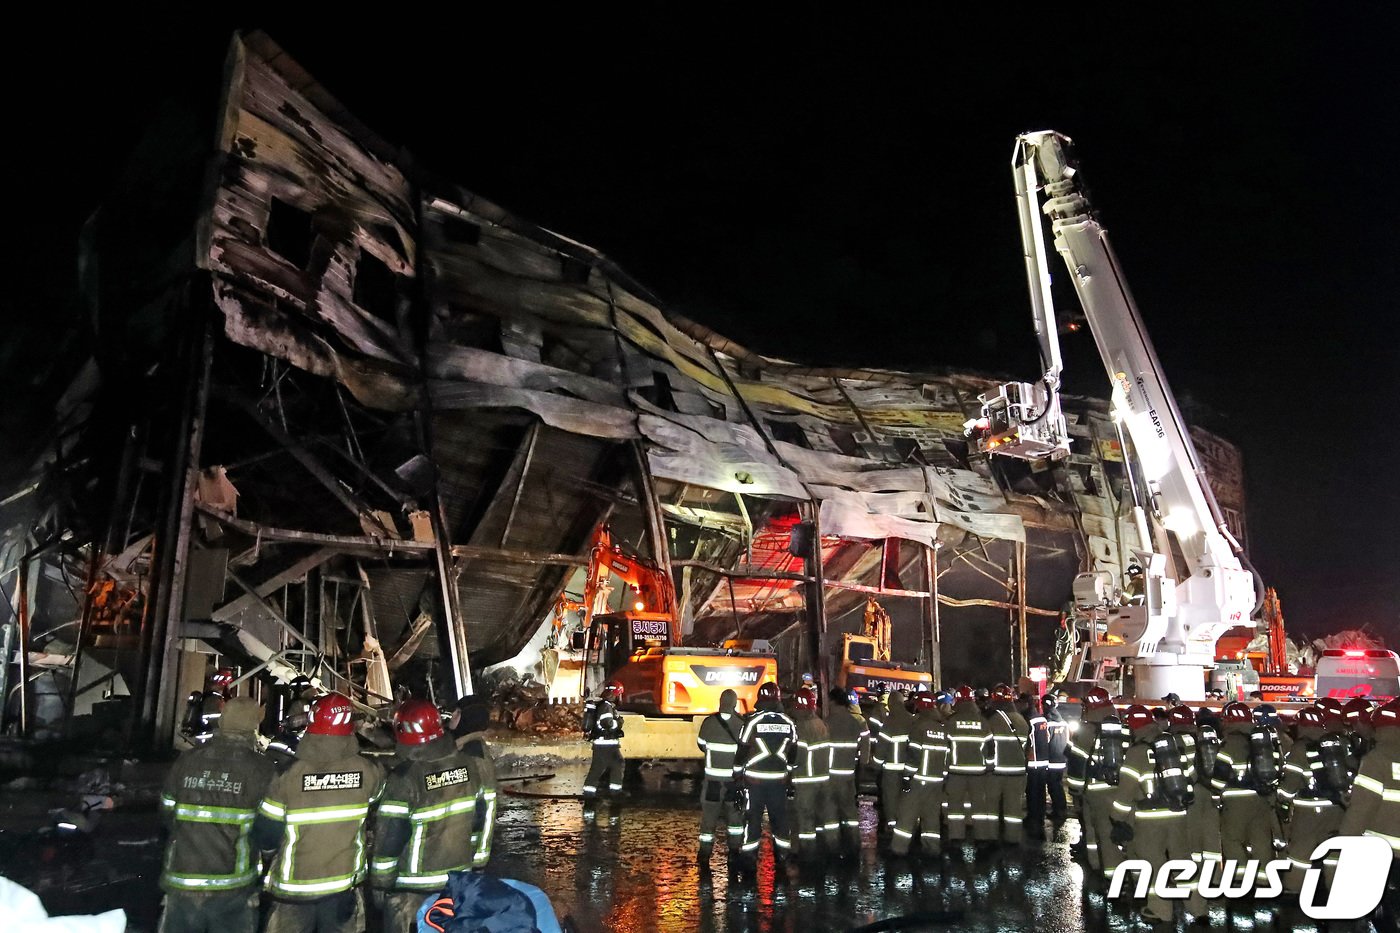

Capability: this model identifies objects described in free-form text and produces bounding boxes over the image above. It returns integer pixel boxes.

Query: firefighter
[1276,704,1347,894]
[944,685,993,845]
[892,691,947,857]
[253,693,386,933]
[157,696,275,933]
[862,686,887,790]
[791,687,832,861]
[824,687,868,856]
[1067,687,1127,878]
[582,681,625,800]
[1041,694,1070,824]
[371,699,496,933]
[1340,698,1400,856]
[182,668,235,744]
[1165,704,1218,921]
[269,675,318,769]
[1111,704,1192,925]
[1345,696,1376,758]
[695,688,745,865]
[1026,695,1050,839]
[877,689,913,834]
[734,681,796,867]
[1211,700,1283,885]
[984,683,1028,845]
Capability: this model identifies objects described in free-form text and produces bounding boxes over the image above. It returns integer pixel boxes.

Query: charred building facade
[0,33,1246,749]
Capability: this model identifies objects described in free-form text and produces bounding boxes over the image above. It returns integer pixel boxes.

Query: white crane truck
[971,131,1261,702]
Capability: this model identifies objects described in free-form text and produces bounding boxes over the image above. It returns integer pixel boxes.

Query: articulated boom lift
[972,131,1259,700]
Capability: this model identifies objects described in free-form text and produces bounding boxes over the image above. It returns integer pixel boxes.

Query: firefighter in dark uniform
[877,689,913,834]
[791,686,832,860]
[892,691,947,857]
[1341,699,1400,881]
[182,668,236,745]
[734,681,796,867]
[695,688,745,865]
[1278,704,1349,894]
[944,685,993,844]
[269,675,318,769]
[447,693,498,865]
[252,693,386,933]
[1111,704,1193,924]
[371,699,497,933]
[1042,694,1070,823]
[863,685,888,790]
[1212,700,1283,885]
[1067,686,1128,878]
[582,681,625,800]
[824,687,868,856]
[985,683,1029,845]
[158,696,276,933]
[1164,704,1215,921]
[1025,695,1051,838]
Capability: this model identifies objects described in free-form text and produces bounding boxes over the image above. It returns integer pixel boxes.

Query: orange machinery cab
[586,610,776,715]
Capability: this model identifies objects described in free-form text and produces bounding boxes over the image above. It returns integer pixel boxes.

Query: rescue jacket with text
[160,732,276,893]
[792,712,832,785]
[252,732,386,899]
[824,705,869,778]
[371,736,497,890]
[947,700,993,775]
[697,697,744,781]
[906,711,950,783]
[735,702,796,782]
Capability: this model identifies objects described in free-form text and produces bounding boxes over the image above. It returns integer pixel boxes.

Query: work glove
[724,784,742,804]
[1110,820,1134,845]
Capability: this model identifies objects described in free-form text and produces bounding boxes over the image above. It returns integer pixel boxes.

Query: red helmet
[1315,697,1346,728]
[394,699,445,746]
[1293,706,1325,729]
[794,690,817,711]
[1344,697,1372,724]
[210,668,236,689]
[954,684,976,703]
[1221,701,1252,725]
[912,692,938,713]
[992,683,1015,701]
[1167,705,1195,728]
[758,682,781,701]
[1372,699,1400,730]
[308,693,355,736]
[1084,687,1113,711]
[1123,704,1154,731]
[601,681,624,701]
[797,683,819,704]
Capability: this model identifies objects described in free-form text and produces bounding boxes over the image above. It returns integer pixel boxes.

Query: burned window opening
[765,419,810,449]
[266,197,313,268]
[444,308,504,354]
[941,437,972,469]
[890,437,927,465]
[637,371,678,413]
[828,427,864,458]
[354,250,399,324]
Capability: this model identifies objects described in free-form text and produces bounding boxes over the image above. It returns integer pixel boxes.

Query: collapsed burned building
[0,33,1247,750]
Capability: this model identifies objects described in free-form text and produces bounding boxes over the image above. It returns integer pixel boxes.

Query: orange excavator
[1214,587,1313,701]
[563,527,777,759]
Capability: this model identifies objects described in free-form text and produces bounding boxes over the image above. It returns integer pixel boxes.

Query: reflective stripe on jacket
[906,712,949,783]
[371,737,497,890]
[255,732,385,899]
[987,703,1029,775]
[736,707,796,782]
[947,701,993,774]
[793,714,832,784]
[697,712,743,780]
[160,733,276,892]
[825,706,869,777]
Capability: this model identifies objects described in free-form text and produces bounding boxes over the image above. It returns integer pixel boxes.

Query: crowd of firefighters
[579,677,1400,925]
[158,671,515,933]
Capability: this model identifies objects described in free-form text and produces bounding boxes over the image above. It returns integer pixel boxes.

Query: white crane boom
[977,130,1258,700]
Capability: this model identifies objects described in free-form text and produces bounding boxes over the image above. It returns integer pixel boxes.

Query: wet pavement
[489,764,1354,932]
[0,759,1374,932]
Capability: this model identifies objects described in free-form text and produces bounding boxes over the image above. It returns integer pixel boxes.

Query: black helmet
[758,682,781,701]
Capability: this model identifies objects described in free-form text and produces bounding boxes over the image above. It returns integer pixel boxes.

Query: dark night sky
[3,10,1397,642]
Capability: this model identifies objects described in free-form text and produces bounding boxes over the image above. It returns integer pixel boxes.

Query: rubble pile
[486,674,583,736]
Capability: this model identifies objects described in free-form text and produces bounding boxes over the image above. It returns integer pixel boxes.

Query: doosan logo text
[1108,835,1389,920]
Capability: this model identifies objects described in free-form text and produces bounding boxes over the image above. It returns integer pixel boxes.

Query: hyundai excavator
[562,527,777,759]
[969,131,1262,701]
